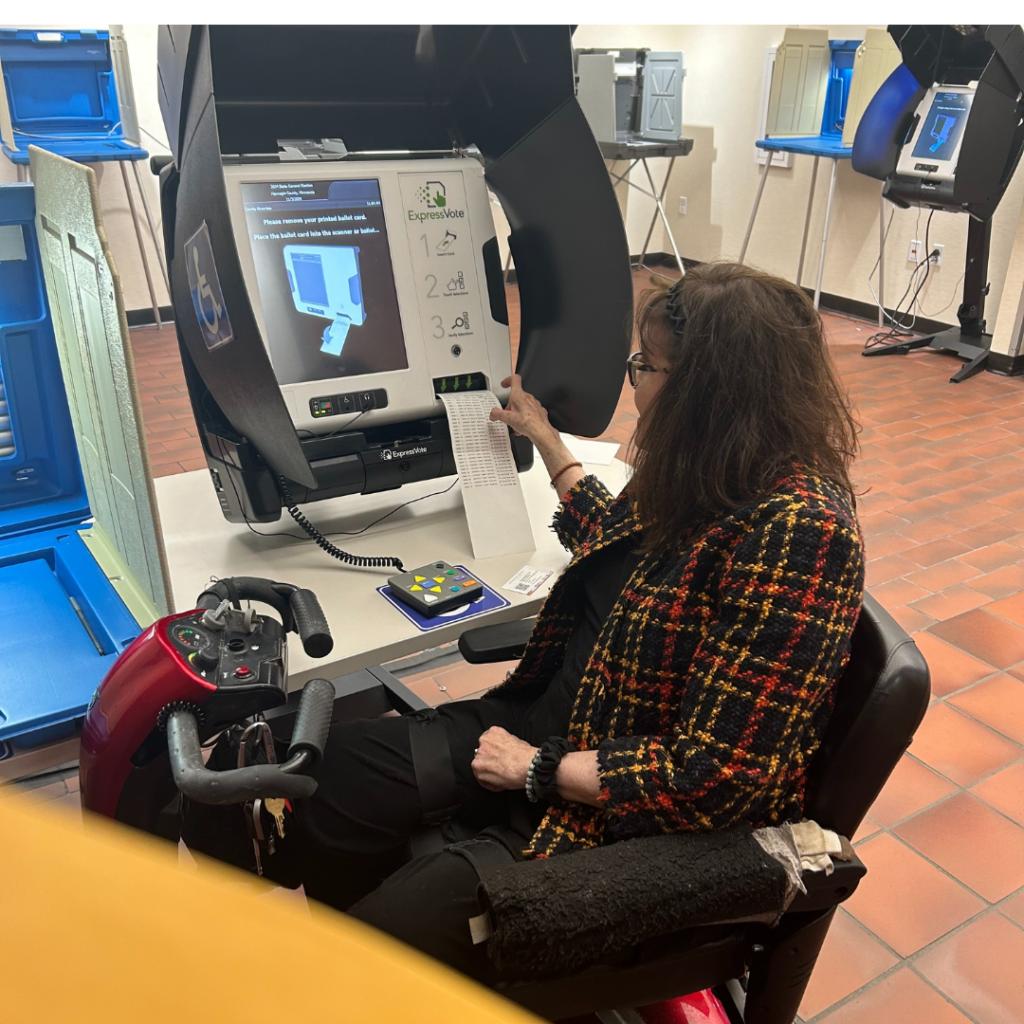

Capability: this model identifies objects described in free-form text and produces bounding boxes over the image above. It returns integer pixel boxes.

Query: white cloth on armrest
[787,820,845,876]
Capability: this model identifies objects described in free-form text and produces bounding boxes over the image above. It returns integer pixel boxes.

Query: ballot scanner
[156,25,633,528]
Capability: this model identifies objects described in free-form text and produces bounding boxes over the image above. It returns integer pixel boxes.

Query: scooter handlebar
[289,590,334,659]
[166,678,337,805]
[286,677,335,765]
[195,578,333,659]
[166,711,319,805]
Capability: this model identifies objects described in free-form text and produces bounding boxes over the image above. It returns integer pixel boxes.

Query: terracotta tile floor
[32,273,1024,1022]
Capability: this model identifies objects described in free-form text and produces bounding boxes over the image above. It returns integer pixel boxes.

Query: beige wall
[573,25,1024,339]
[7,24,1024,336]
[992,199,1024,358]
[0,24,169,313]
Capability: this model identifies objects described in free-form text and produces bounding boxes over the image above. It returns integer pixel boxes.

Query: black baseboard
[987,351,1024,377]
[808,289,955,336]
[126,305,174,328]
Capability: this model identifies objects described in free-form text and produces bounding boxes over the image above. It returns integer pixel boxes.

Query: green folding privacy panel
[30,145,171,621]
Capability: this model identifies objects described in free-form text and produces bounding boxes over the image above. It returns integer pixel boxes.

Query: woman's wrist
[554,750,604,807]
[538,437,575,477]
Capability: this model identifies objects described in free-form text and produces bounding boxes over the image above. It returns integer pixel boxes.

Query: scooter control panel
[166,611,286,691]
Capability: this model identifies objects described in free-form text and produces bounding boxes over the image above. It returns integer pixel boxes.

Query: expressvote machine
[156,26,633,541]
[853,25,1024,381]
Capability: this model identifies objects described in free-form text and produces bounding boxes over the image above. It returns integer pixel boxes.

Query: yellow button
[430,586,442,592]
[414,576,425,582]
[409,585,422,591]
[433,577,446,584]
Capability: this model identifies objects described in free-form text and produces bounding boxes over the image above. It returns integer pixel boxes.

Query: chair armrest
[459,617,537,663]
[786,854,866,914]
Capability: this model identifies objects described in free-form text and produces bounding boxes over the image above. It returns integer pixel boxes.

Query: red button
[234,666,253,679]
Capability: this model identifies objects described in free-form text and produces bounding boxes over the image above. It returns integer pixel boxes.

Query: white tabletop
[155,456,630,687]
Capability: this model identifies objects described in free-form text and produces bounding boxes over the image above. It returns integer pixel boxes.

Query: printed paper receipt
[439,391,536,559]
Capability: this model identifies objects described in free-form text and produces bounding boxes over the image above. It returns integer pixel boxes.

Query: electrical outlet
[929,244,944,266]
[908,239,922,263]
[678,197,687,215]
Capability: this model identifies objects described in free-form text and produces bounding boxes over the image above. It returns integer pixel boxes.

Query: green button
[446,570,455,575]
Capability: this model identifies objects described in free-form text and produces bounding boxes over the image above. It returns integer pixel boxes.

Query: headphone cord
[276,474,405,572]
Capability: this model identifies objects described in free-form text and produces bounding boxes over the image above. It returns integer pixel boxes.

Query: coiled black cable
[276,474,405,572]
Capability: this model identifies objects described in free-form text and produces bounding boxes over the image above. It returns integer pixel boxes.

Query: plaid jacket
[499,471,864,859]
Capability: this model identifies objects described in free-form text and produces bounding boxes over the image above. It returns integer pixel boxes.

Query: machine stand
[863,216,993,383]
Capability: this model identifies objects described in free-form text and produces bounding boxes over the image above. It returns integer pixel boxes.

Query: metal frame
[607,156,685,275]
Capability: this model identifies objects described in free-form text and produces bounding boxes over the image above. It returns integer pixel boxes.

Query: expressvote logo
[380,446,429,461]
[409,181,465,223]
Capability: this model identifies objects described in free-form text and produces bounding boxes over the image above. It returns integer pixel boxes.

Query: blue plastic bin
[0,182,140,747]
[0,28,147,165]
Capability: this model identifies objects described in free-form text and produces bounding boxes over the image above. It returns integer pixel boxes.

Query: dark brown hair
[630,262,859,554]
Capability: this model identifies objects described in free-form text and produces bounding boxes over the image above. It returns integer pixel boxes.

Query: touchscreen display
[911,91,972,162]
[240,179,408,385]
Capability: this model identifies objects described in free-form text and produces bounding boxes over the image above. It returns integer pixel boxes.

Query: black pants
[183,681,572,983]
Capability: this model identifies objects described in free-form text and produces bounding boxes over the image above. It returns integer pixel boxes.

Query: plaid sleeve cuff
[552,475,614,552]
[596,735,670,813]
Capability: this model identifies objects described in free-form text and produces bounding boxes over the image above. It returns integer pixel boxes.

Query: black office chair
[457,593,930,1023]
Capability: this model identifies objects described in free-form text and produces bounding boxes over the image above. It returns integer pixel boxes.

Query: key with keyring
[252,797,275,857]
[244,799,263,876]
[265,797,287,839]
[239,720,278,871]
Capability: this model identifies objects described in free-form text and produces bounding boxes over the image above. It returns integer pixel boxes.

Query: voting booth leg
[15,163,27,182]
[119,161,162,328]
[640,156,684,276]
[795,156,819,289]
[131,159,170,294]
[878,187,886,328]
[739,153,773,264]
[812,159,839,311]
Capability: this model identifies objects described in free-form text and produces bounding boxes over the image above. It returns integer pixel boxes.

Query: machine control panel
[388,560,483,617]
[166,613,286,690]
[310,388,389,419]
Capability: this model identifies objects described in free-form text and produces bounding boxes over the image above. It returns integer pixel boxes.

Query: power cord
[234,475,458,549]
[276,474,405,571]
[864,209,937,351]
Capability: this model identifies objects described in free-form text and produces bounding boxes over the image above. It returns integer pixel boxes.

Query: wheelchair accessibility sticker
[377,567,510,632]
[186,221,234,350]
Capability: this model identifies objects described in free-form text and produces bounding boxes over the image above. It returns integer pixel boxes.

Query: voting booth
[156,25,633,531]
[854,25,1024,381]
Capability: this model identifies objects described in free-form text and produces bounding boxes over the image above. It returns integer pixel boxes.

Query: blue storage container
[0,28,147,165]
[0,182,141,747]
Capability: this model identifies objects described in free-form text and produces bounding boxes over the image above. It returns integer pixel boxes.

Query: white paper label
[502,565,555,596]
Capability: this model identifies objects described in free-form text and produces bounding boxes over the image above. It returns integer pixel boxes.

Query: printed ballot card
[439,390,536,559]
[378,567,510,633]
[502,565,555,596]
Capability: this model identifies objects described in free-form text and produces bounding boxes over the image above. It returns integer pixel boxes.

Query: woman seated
[189,262,864,983]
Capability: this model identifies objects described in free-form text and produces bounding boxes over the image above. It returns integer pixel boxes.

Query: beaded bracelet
[549,460,582,491]
[525,736,571,803]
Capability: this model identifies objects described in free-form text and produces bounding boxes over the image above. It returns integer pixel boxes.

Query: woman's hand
[490,376,584,495]
[471,726,537,792]
[490,375,563,456]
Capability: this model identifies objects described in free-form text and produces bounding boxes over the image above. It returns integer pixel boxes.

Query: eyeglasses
[627,352,671,388]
